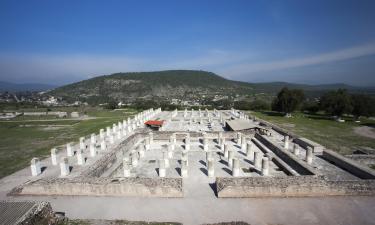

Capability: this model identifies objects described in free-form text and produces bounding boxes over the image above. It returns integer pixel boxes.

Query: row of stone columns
[284,135,313,165]
[31,108,161,177]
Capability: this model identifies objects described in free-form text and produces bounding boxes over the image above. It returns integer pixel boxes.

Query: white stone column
[261,157,269,176]
[100,140,106,151]
[207,158,214,177]
[181,151,189,166]
[149,132,154,145]
[246,141,254,160]
[293,144,300,156]
[51,148,57,165]
[181,159,188,177]
[284,135,289,149]
[66,143,73,157]
[306,147,313,164]
[90,133,96,145]
[77,149,84,165]
[159,159,166,177]
[106,127,111,137]
[241,136,247,150]
[79,137,85,150]
[30,157,41,176]
[228,151,234,167]
[100,129,105,140]
[203,137,208,151]
[232,158,240,177]
[167,144,174,158]
[89,143,96,157]
[163,151,170,168]
[206,151,213,163]
[60,157,69,176]
[224,144,229,158]
[237,132,242,145]
[109,134,115,144]
[254,151,262,170]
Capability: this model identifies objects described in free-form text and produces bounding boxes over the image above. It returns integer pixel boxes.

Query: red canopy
[144,120,164,126]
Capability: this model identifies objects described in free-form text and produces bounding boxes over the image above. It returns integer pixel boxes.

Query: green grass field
[0,107,139,178]
[249,111,375,155]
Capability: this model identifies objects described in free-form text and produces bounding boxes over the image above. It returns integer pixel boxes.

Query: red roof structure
[144,120,164,127]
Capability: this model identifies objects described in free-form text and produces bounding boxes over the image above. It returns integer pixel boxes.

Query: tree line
[272,87,375,120]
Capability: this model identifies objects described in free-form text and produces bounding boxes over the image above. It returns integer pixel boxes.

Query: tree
[272,87,305,116]
[302,100,320,114]
[351,94,375,121]
[319,89,352,120]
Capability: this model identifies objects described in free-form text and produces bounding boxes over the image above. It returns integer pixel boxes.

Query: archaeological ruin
[4,108,375,199]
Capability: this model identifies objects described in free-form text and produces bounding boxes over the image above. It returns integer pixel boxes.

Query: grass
[0,107,138,179]
[249,111,375,155]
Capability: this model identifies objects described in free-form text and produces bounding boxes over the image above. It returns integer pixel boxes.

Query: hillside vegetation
[47,70,375,104]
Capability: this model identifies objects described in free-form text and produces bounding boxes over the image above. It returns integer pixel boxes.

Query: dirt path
[354,126,375,139]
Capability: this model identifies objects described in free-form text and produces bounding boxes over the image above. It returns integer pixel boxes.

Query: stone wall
[345,154,375,165]
[12,177,183,198]
[255,133,316,175]
[322,149,375,179]
[216,176,375,198]
[294,137,324,153]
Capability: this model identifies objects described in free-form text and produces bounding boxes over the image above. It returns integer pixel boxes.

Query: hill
[0,81,57,92]
[47,70,375,104]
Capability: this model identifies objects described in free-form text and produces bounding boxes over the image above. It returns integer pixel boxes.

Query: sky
[0,0,375,86]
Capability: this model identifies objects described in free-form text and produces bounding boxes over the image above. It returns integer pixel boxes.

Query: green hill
[47,70,375,104]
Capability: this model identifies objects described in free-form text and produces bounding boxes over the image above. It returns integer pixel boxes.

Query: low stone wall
[255,133,316,175]
[345,154,375,165]
[12,177,183,198]
[322,149,375,179]
[216,176,375,198]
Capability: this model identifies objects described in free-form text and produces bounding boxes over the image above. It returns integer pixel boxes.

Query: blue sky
[0,0,375,86]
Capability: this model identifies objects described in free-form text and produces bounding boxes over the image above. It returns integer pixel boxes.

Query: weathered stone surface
[11,177,183,198]
[216,176,375,198]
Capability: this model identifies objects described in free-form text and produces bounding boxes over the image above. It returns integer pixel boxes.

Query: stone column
[241,136,247,150]
[79,137,85,150]
[123,157,131,177]
[306,147,313,164]
[117,130,122,140]
[293,144,300,156]
[284,135,289,149]
[77,149,84,165]
[181,159,188,177]
[207,159,214,177]
[203,137,208,151]
[224,144,229,158]
[66,143,73,157]
[228,151,235,167]
[163,151,170,168]
[30,157,41,176]
[101,140,106,151]
[246,141,254,160]
[167,144,174,158]
[261,157,269,176]
[109,134,115,144]
[181,151,189,166]
[106,127,111,137]
[158,159,166,177]
[90,133,96,145]
[232,158,240,177]
[51,148,57,165]
[206,151,213,163]
[89,143,96,157]
[254,151,262,170]
[220,138,225,151]
[100,129,105,140]
[60,157,69,176]
[236,132,242,145]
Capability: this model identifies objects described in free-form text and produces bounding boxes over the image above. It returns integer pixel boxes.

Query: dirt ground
[354,126,375,139]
